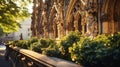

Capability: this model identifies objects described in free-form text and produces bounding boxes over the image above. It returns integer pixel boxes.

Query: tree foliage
[0,0,32,33]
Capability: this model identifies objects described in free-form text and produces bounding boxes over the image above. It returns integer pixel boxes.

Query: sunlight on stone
[43,0,45,3]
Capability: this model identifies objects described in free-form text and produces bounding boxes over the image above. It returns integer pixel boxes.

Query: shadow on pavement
[0,44,12,67]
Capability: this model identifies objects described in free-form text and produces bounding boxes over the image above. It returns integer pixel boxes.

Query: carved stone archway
[49,5,58,38]
[67,14,74,32]
[65,0,77,34]
[74,11,82,32]
[49,1,64,39]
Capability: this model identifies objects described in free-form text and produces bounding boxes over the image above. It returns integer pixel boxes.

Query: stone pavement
[0,45,11,67]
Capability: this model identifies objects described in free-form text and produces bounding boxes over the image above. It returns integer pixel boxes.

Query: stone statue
[85,8,98,37]
[20,33,23,40]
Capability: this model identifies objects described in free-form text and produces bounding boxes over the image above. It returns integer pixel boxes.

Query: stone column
[85,11,98,37]
[66,21,69,35]
[57,22,60,38]
[54,1,64,39]
[31,0,37,37]
[53,23,57,38]
[74,20,79,31]
[81,23,85,35]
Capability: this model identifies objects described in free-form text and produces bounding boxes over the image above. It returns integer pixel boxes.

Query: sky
[27,3,33,13]
[15,0,33,13]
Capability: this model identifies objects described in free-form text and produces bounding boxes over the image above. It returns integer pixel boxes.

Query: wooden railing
[5,45,82,67]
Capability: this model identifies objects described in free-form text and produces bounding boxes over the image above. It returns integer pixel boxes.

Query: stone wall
[31,0,120,39]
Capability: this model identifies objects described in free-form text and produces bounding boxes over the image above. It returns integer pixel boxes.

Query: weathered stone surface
[31,0,120,38]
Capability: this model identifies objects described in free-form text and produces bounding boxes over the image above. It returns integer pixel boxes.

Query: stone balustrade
[5,45,82,67]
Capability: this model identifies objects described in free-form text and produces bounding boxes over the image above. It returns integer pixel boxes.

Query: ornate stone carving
[85,11,98,36]
[31,0,120,39]
[53,1,64,38]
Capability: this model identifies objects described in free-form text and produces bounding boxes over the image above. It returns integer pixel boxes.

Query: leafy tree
[0,28,5,37]
[0,0,32,33]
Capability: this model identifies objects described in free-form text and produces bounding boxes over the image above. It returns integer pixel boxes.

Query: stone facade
[31,0,120,39]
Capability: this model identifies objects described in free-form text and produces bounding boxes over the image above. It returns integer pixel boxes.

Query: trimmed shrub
[9,32,120,67]
[29,42,42,53]
[59,31,81,60]
[69,34,120,67]
[16,40,30,49]
[42,45,60,57]
[39,39,50,48]
[30,37,38,44]
[41,39,61,57]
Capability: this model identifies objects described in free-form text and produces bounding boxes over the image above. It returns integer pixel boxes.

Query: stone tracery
[31,0,120,39]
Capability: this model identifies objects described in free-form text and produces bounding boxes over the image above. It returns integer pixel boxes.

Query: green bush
[9,40,31,49]
[20,40,28,49]
[41,39,61,57]
[42,45,61,57]
[30,37,38,44]
[39,39,51,48]
[8,40,19,46]
[9,32,120,67]
[16,40,30,49]
[29,38,58,54]
[29,42,42,53]
[69,34,120,67]
[59,31,81,60]
[108,33,120,47]
[69,37,90,62]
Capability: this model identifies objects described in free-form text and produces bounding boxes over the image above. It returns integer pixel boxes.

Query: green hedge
[69,34,120,67]
[9,32,120,67]
[59,31,81,60]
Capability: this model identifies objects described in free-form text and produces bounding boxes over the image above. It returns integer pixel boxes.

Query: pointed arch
[74,11,82,32]
[74,11,81,20]
[49,6,58,38]
[65,0,77,22]
[49,7,57,23]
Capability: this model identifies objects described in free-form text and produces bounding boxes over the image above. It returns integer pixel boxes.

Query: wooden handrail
[5,45,82,67]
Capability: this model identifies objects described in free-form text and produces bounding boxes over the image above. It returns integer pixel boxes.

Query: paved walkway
[0,45,11,67]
